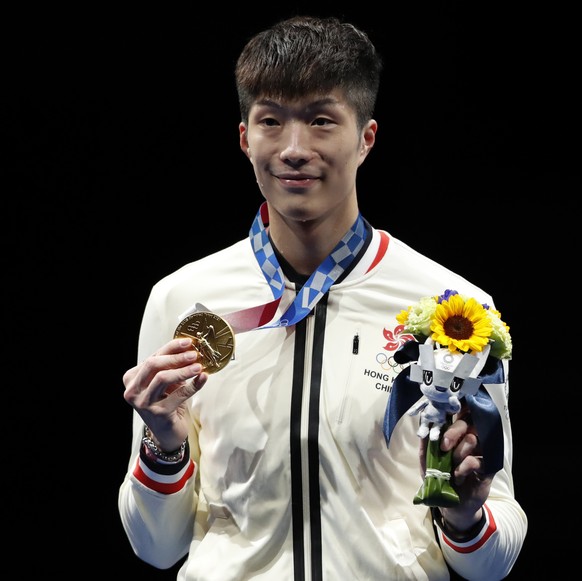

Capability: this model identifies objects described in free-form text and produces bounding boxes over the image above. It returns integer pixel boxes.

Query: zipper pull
[352,333,359,354]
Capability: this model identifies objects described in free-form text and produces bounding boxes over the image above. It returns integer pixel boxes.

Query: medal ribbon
[211,202,367,333]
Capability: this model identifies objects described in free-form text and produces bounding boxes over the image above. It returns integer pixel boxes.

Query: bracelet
[142,425,187,463]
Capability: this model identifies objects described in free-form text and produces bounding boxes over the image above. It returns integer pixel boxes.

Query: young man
[119,15,527,580]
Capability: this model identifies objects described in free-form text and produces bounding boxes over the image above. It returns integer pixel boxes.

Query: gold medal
[174,311,235,374]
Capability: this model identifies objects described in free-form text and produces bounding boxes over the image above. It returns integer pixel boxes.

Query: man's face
[239,89,376,226]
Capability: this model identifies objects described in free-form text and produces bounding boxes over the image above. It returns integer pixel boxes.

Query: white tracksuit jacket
[119,224,527,581]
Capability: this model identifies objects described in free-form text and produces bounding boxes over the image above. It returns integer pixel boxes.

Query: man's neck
[266,205,360,276]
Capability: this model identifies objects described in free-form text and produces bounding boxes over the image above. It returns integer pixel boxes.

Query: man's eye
[312,117,332,126]
[262,118,279,126]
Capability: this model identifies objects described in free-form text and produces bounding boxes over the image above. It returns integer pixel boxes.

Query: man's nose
[279,123,314,163]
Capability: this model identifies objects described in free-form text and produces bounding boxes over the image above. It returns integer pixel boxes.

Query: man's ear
[357,119,377,165]
[239,122,251,159]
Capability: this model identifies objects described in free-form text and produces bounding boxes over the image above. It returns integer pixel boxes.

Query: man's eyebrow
[254,98,283,110]
[254,96,340,109]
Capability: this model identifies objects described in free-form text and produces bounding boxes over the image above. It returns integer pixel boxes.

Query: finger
[143,342,201,380]
[418,436,428,476]
[155,337,198,356]
[124,338,199,388]
[169,372,209,400]
[451,431,479,462]
[453,453,494,487]
[441,417,472,451]
[190,373,209,394]
[455,453,482,477]
[142,355,204,403]
[124,345,203,405]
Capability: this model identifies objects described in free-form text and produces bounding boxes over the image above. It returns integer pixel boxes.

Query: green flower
[487,309,513,359]
[396,295,438,337]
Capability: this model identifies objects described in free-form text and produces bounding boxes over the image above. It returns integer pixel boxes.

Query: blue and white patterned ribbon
[249,202,366,328]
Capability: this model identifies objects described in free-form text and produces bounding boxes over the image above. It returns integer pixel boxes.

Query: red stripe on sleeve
[133,459,195,494]
[440,504,497,553]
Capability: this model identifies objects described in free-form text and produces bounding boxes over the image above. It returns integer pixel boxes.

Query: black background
[6,3,579,578]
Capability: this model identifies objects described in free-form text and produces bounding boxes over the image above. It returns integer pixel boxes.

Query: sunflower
[430,294,492,353]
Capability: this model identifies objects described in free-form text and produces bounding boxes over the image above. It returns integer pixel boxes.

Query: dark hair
[235,15,383,129]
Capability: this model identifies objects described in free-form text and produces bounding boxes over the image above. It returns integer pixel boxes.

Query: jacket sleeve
[118,286,202,569]
[118,411,200,570]
[436,361,528,581]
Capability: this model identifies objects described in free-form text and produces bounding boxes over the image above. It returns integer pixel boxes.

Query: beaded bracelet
[142,425,187,463]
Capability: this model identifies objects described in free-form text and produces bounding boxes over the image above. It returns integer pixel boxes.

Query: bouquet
[384,289,512,507]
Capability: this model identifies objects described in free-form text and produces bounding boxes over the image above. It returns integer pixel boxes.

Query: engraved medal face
[174,312,235,374]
